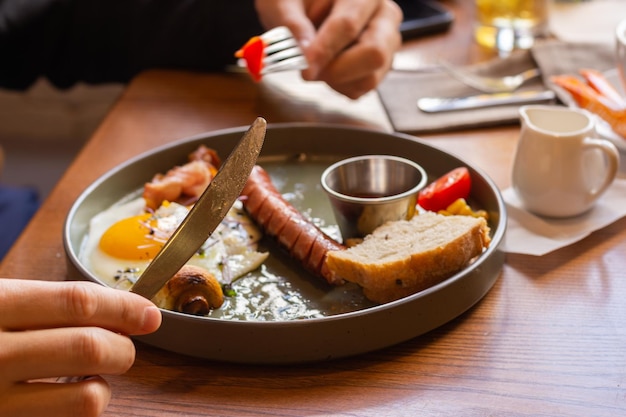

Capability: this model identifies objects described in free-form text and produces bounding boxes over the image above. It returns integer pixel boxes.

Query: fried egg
[80,197,268,290]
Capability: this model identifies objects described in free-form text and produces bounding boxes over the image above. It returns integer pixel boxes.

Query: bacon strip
[143,145,221,210]
[241,165,346,285]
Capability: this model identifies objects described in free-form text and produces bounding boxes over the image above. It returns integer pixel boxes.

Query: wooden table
[3,1,626,415]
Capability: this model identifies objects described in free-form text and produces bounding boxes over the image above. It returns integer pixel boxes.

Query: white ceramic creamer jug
[512,105,619,218]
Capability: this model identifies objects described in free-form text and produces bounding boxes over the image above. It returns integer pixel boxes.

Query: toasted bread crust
[325,212,491,304]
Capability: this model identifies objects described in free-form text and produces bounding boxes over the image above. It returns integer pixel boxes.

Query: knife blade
[417,89,556,113]
[130,117,266,300]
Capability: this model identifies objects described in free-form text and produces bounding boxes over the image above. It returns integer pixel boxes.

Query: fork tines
[237,26,308,75]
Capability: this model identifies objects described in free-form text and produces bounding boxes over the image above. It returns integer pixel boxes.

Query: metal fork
[439,60,542,93]
[236,26,308,75]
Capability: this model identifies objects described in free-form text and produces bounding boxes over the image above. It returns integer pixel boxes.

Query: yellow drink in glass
[474,0,548,52]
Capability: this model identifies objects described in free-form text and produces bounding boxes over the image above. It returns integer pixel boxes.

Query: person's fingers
[254,0,317,49]
[302,0,383,79]
[316,40,389,95]
[324,74,381,100]
[253,0,400,98]
[326,1,402,80]
[0,376,110,417]
[313,1,402,98]
[318,40,400,99]
[0,279,162,335]
[2,326,136,382]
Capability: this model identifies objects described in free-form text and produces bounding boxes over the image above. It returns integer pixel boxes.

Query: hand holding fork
[235,0,403,99]
[235,26,309,81]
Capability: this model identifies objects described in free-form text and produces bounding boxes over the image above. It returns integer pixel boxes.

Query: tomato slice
[417,167,471,212]
[235,36,265,82]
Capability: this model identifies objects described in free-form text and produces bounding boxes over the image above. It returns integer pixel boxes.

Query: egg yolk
[99,213,164,260]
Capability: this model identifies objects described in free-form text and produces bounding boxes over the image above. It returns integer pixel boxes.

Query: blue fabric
[0,185,40,260]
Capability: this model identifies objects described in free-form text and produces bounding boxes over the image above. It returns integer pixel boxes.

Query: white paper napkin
[501,179,626,256]
[549,0,626,45]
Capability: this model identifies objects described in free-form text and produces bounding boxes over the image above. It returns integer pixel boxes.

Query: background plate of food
[64,124,506,364]
[551,68,626,152]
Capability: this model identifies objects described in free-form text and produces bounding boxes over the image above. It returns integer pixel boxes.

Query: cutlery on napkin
[379,41,615,134]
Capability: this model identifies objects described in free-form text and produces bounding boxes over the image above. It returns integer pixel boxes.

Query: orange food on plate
[143,145,221,210]
[551,69,626,139]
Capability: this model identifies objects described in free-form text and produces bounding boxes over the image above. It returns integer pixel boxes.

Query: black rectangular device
[395,0,454,40]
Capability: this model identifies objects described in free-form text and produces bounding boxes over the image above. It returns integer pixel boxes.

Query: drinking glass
[474,0,548,55]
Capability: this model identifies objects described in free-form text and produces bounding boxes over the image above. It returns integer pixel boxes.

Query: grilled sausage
[241,165,345,285]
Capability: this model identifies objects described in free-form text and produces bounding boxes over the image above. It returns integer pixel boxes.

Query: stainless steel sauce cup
[321,155,427,241]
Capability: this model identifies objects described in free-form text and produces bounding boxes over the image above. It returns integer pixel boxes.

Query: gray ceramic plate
[64,124,506,364]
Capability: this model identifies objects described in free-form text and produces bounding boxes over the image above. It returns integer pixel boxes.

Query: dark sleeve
[0,0,264,90]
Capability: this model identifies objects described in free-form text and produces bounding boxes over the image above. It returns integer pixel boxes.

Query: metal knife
[417,89,556,113]
[131,117,266,300]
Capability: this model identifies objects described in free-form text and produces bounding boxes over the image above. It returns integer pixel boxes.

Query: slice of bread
[324,211,491,304]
